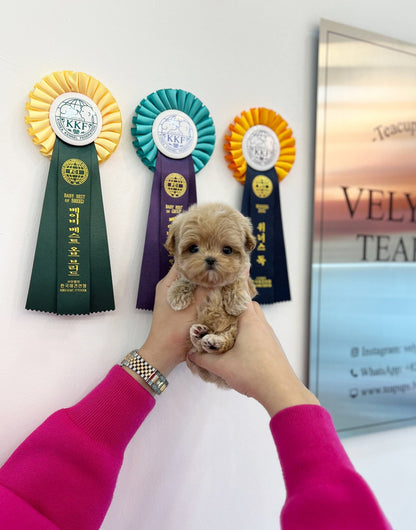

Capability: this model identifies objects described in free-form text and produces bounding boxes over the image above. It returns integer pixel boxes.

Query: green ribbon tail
[89,144,115,313]
[26,145,59,313]
[26,138,114,315]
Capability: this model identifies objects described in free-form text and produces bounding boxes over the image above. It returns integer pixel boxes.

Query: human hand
[135,267,210,377]
[188,301,319,416]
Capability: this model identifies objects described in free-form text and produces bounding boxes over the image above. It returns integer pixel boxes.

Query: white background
[1,1,415,529]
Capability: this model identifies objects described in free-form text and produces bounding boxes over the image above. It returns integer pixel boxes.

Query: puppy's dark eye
[222,246,232,255]
[189,244,199,254]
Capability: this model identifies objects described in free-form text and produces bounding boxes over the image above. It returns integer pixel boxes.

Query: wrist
[120,350,169,396]
[121,366,157,396]
[136,345,172,377]
[138,338,186,376]
[252,372,320,417]
[260,387,320,417]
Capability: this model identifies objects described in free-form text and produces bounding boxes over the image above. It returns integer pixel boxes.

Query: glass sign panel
[310,19,416,437]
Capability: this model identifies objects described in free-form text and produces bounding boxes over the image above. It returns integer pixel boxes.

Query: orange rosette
[224,107,296,184]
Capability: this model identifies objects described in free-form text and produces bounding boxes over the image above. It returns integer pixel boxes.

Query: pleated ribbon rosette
[132,88,215,310]
[224,108,295,303]
[25,71,121,315]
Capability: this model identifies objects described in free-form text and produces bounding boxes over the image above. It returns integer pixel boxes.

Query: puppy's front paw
[167,280,195,311]
[201,334,226,353]
[222,282,251,316]
[168,293,191,311]
[226,290,251,316]
[190,324,209,348]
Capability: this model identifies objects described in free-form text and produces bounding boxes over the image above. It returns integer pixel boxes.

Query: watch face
[152,109,198,159]
[242,125,280,171]
[49,92,102,146]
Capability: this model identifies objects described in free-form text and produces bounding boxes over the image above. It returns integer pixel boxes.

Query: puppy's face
[165,203,256,288]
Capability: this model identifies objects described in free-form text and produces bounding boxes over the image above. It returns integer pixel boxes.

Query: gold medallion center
[164,173,187,198]
[252,175,273,198]
[61,159,89,186]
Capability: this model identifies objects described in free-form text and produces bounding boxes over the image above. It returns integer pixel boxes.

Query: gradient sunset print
[313,29,416,263]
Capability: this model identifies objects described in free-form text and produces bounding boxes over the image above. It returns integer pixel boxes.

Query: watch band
[120,350,168,395]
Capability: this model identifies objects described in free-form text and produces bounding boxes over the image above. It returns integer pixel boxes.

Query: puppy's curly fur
[165,202,257,387]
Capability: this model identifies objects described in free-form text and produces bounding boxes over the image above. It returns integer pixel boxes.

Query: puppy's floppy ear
[165,222,177,254]
[244,219,257,252]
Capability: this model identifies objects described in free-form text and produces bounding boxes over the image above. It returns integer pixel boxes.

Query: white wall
[1,1,415,528]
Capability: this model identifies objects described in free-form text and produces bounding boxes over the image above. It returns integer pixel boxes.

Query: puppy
[165,203,257,387]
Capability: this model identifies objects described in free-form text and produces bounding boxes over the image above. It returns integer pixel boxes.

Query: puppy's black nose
[205,257,216,267]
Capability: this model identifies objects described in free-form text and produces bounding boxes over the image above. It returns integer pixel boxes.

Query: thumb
[188,350,222,373]
[188,349,245,396]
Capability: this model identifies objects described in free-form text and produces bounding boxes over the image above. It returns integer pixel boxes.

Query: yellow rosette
[25,70,121,162]
[25,71,121,315]
[224,107,295,184]
[224,107,296,304]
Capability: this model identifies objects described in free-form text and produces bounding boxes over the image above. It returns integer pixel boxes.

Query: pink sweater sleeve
[0,366,155,530]
[270,405,392,530]
[0,376,392,530]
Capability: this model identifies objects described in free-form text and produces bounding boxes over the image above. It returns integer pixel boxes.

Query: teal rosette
[131,88,215,172]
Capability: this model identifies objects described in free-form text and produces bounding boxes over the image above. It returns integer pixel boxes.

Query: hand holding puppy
[134,266,210,378]
[189,301,320,416]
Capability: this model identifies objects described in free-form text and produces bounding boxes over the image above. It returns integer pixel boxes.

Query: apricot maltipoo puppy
[165,202,257,387]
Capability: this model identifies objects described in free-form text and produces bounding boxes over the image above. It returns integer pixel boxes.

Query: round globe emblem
[242,125,280,172]
[252,175,273,198]
[153,110,197,159]
[49,92,102,146]
[61,159,89,185]
[164,173,187,198]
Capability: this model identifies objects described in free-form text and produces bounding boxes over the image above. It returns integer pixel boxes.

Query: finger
[252,301,268,323]
[165,265,179,282]
[158,265,179,291]
[239,300,263,320]
[188,350,222,372]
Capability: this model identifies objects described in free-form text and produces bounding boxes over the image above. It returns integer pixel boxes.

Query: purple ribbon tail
[136,152,196,310]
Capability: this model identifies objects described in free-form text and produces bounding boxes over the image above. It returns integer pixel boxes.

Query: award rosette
[132,88,215,310]
[25,71,121,315]
[224,108,295,303]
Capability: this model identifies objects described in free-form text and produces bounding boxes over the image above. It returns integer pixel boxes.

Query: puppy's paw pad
[201,334,225,353]
[190,324,209,340]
